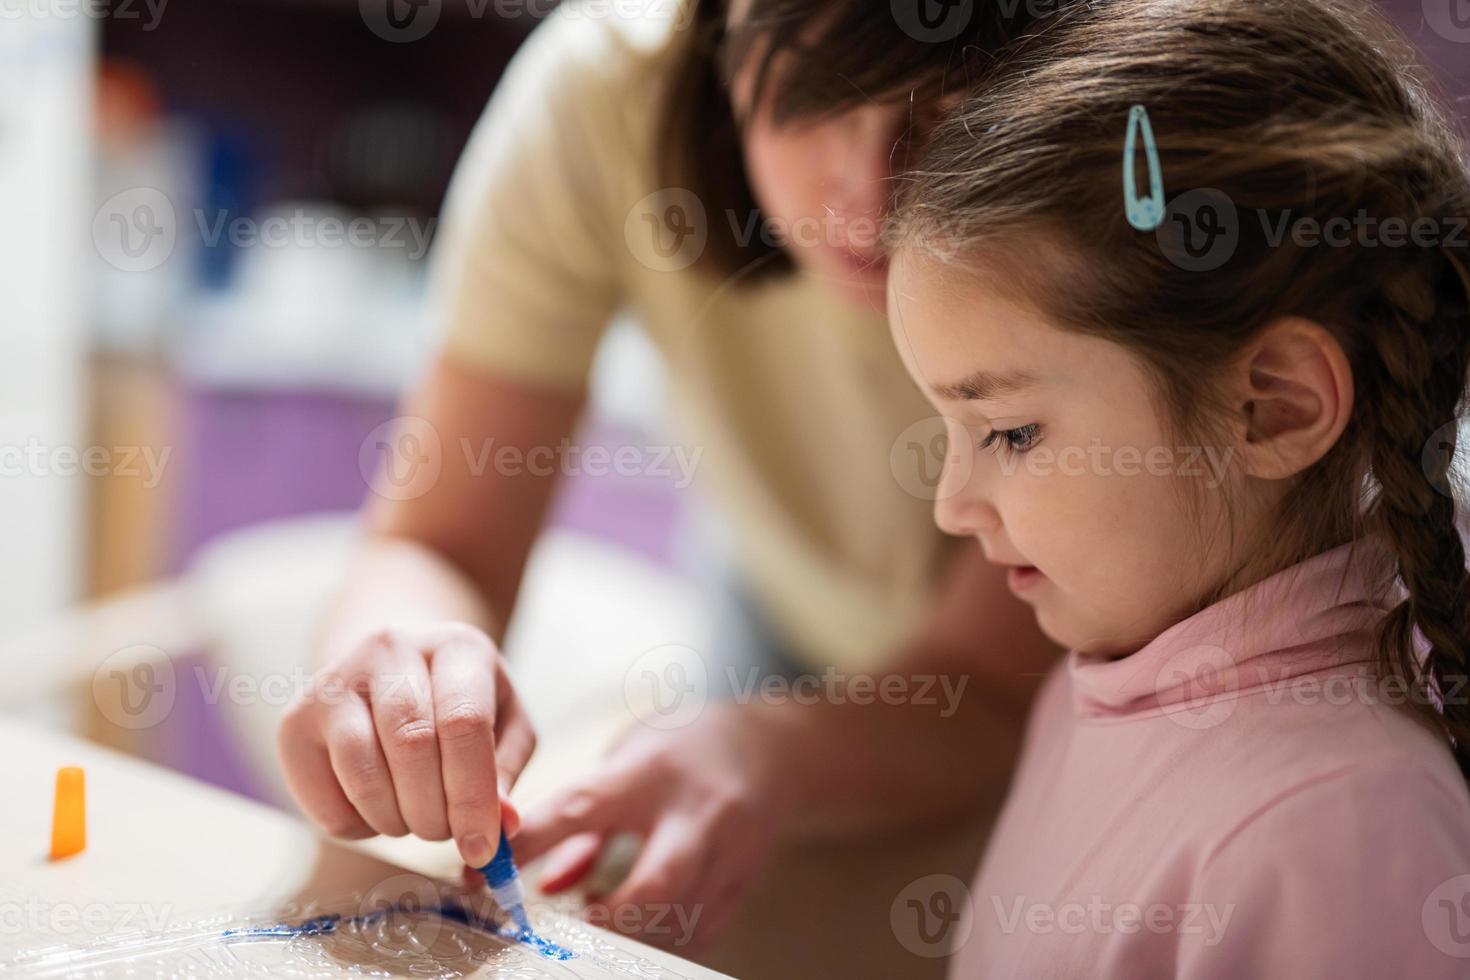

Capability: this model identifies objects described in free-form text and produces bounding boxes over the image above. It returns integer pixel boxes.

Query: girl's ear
[1232,317,1354,480]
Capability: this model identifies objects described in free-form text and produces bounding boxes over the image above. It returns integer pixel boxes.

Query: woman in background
[276,0,1060,955]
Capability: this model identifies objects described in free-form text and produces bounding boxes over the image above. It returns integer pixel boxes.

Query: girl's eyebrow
[930,369,1039,402]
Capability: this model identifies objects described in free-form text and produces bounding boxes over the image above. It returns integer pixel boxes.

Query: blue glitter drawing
[222,899,576,962]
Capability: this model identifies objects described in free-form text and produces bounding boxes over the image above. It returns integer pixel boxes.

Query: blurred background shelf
[69,0,699,811]
[87,0,677,599]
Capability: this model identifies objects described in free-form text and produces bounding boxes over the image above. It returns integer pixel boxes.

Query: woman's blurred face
[727,27,923,309]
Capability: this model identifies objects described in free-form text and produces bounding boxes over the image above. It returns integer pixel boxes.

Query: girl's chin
[1032,607,1065,647]
[1032,602,1096,654]
[1040,611,1148,660]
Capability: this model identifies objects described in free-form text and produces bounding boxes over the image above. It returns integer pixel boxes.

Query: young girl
[886,0,1470,974]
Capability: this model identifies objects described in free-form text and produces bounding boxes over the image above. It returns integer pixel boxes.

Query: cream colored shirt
[431,4,952,670]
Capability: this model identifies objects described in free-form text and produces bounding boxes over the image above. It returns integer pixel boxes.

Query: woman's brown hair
[657,0,1051,281]
[895,0,1470,773]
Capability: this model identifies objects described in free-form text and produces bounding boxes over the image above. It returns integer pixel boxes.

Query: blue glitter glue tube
[478,828,531,933]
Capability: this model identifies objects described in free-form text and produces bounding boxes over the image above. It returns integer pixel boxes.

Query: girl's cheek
[1023,477,1104,554]
[997,482,1050,546]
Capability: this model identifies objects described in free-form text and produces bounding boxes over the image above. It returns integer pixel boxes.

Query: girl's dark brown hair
[896,0,1470,774]
[657,0,1048,281]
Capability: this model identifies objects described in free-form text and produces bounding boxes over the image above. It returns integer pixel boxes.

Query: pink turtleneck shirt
[950,541,1470,978]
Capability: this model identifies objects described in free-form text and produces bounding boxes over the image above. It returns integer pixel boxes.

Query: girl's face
[728,35,923,309]
[887,248,1251,655]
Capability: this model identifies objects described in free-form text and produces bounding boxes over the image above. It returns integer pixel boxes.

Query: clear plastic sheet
[3,880,702,980]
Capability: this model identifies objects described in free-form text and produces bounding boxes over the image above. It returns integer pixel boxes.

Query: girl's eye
[980,423,1042,457]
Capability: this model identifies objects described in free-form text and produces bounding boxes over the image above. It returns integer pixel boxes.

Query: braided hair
[894,0,1470,771]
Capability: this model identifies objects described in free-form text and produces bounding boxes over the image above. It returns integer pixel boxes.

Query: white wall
[0,14,92,640]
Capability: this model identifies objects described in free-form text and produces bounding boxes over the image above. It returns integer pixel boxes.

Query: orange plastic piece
[50,767,86,860]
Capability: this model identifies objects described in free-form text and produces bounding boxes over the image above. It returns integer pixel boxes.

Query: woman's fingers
[279,621,542,877]
[370,643,449,841]
[277,702,374,839]
[682,870,749,953]
[324,689,410,837]
[536,832,606,894]
[428,634,503,867]
[677,812,765,951]
[514,763,645,864]
[500,795,523,839]
[602,815,705,932]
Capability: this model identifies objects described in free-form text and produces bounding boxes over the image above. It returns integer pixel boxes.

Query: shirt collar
[1069,539,1396,719]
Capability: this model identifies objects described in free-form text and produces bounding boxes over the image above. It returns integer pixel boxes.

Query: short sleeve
[427,9,630,387]
[1177,764,1470,979]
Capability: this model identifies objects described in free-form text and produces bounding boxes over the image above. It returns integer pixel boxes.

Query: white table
[0,719,728,979]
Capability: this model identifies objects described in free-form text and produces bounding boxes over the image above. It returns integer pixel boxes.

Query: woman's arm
[321,353,586,657]
[278,353,585,868]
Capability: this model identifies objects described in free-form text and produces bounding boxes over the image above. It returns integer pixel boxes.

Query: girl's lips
[1006,565,1046,593]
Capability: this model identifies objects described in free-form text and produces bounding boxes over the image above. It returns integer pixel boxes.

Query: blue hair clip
[1123,105,1166,232]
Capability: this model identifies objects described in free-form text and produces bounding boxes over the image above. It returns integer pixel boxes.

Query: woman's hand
[277,621,535,869]
[511,705,793,952]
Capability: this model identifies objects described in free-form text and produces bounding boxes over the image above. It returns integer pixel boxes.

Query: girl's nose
[932,421,991,536]
[934,479,1001,537]
[934,493,1005,540]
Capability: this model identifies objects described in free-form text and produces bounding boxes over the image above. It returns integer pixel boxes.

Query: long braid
[1363,237,1470,778]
